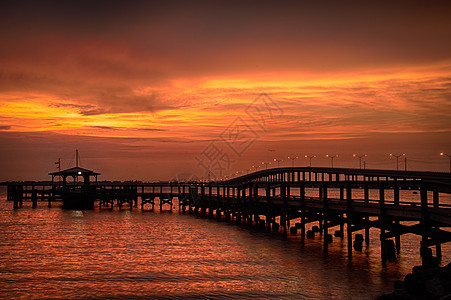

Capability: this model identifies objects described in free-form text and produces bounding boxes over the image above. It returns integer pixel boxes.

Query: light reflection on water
[0,188,450,299]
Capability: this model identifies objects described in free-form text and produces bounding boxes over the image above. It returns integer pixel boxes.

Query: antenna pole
[55,158,61,171]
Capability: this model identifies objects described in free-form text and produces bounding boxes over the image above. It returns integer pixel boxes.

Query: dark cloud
[90,126,167,132]
[90,126,123,131]
[45,89,179,115]
[2,1,451,76]
[139,128,167,132]
[50,103,96,111]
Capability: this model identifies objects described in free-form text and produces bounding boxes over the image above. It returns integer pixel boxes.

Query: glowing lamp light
[78,171,82,175]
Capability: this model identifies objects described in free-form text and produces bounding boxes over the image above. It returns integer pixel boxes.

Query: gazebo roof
[49,167,100,176]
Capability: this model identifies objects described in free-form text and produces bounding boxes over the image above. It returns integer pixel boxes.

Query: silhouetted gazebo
[49,167,100,186]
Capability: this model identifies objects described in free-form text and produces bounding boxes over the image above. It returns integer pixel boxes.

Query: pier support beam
[364,183,369,246]
[379,183,385,259]
[141,195,155,211]
[266,185,272,226]
[13,187,19,208]
[286,184,291,230]
[322,183,329,247]
[32,188,37,208]
[253,184,259,223]
[420,184,430,266]
[435,227,442,263]
[379,183,395,260]
[300,183,306,242]
[207,186,213,218]
[236,187,242,223]
[346,184,353,258]
[394,182,401,253]
[225,187,231,221]
[281,184,288,237]
[318,186,323,234]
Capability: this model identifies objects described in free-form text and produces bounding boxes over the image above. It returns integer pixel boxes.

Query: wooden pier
[4,167,451,265]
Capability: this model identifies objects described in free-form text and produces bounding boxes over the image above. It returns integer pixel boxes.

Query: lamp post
[288,156,298,167]
[441,152,451,173]
[273,158,282,168]
[262,161,271,169]
[390,153,405,171]
[326,154,338,168]
[305,155,316,167]
[353,154,367,169]
[253,165,259,171]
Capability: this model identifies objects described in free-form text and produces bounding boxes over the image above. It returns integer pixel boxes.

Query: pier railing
[3,167,451,265]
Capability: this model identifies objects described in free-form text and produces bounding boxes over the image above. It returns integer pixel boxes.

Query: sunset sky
[1,0,451,181]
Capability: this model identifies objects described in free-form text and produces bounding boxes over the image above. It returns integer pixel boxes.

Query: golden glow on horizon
[1,64,451,141]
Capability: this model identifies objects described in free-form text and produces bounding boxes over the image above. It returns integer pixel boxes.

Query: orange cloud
[1,63,451,142]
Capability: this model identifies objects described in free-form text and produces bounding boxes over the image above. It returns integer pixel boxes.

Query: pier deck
[3,167,451,265]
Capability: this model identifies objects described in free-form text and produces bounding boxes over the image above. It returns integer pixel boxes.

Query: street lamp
[390,153,405,171]
[353,154,367,169]
[273,158,282,168]
[288,156,298,167]
[262,161,271,169]
[253,165,259,171]
[326,154,338,168]
[305,155,316,167]
[441,152,451,173]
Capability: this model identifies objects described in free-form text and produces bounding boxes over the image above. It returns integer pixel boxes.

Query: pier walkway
[4,167,451,265]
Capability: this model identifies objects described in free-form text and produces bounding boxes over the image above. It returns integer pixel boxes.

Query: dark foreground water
[0,190,449,299]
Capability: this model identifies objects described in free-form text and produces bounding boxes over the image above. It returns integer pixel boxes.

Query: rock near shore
[377,263,451,300]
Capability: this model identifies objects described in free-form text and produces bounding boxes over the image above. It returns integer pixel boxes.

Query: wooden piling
[433,190,439,208]
[420,183,429,266]
[300,183,306,242]
[266,184,272,226]
[318,186,323,234]
[346,184,353,258]
[253,184,259,223]
[364,183,369,245]
[379,183,387,259]
[323,183,329,246]
[32,188,37,208]
[236,187,242,223]
[281,183,287,236]
[286,184,291,231]
[394,181,401,253]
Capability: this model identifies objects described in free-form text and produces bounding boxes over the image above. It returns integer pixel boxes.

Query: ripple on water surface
[0,195,449,299]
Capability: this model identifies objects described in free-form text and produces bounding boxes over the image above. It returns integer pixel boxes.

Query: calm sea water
[0,187,449,299]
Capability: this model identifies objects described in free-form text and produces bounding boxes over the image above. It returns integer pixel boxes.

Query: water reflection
[0,193,449,299]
